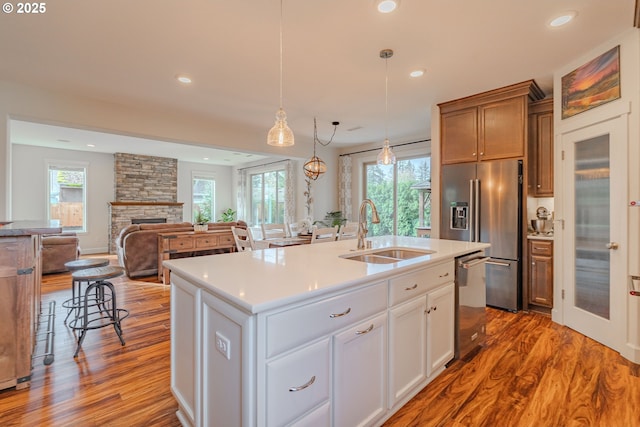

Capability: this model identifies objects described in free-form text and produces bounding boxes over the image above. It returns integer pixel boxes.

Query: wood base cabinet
[0,235,39,391]
[170,260,457,427]
[528,239,553,308]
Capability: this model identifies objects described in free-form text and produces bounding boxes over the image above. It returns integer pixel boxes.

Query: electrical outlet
[215,331,231,360]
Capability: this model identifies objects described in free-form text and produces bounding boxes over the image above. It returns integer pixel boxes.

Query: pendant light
[267,0,295,147]
[303,118,339,180]
[377,49,397,165]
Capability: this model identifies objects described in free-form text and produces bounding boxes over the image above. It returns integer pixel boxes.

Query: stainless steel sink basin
[341,248,436,264]
[343,254,402,264]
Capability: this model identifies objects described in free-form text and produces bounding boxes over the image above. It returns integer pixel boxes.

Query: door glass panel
[574,134,610,319]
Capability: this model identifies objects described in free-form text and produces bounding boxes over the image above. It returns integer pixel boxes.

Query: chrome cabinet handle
[329,307,351,318]
[355,324,374,335]
[404,284,418,291]
[439,272,449,278]
[426,306,437,314]
[606,242,619,250]
[289,375,316,392]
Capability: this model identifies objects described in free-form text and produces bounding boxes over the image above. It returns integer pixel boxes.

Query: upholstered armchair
[41,233,80,274]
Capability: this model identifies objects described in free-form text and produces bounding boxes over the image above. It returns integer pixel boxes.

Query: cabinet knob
[537,184,541,188]
[472,152,476,157]
[480,152,484,156]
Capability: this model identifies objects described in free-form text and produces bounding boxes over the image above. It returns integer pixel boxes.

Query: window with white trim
[47,162,87,232]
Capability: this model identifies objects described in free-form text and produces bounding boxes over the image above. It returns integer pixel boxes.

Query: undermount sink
[341,248,436,264]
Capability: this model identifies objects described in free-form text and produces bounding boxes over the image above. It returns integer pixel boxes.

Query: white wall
[12,144,114,253]
[0,80,333,220]
[552,28,640,363]
[178,160,234,223]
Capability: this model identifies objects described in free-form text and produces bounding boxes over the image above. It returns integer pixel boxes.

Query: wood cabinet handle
[289,375,316,392]
[404,284,418,291]
[355,324,374,335]
[329,307,351,318]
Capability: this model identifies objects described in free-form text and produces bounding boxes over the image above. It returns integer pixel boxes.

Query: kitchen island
[0,220,61,390]
[165,236,489,427]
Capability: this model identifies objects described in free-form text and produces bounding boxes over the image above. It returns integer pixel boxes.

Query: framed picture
[561,45,621,119]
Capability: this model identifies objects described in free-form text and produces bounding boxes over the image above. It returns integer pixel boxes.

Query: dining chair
[337,222,359,241]
[261,223,288,239]
[231,226,255,251]
[310,225,338,244]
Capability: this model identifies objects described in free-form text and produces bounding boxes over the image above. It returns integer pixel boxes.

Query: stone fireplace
[108,153,184,253]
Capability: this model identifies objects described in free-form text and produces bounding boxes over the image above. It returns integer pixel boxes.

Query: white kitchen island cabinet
[165,236,489,427]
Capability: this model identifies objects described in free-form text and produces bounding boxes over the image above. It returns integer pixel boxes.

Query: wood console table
[157,230,235,284]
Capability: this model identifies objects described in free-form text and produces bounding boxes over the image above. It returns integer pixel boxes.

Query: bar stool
[62,258,110,324]
[67,266,129,358]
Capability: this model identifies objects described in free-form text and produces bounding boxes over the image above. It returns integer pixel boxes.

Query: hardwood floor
[1,258,638,426]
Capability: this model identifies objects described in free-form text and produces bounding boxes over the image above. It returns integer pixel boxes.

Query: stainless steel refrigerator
[441,159,522,311]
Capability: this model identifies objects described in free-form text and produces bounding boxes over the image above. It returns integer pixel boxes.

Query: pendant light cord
[279,0,284,109]
[384,56,389,141]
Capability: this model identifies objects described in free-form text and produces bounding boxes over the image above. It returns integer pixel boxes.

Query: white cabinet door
[333,312,387,427]
[388,296,427,407]
[426,282,455,377]
[170,275,200,427]
[265,338,330,427]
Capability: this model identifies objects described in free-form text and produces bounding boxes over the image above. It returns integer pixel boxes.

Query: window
[250,168,286,226]
[48,162,87,232]
[192,174,215,223]
[364,156,431,237]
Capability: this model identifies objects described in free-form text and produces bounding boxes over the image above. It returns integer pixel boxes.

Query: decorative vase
[194,224,208,232]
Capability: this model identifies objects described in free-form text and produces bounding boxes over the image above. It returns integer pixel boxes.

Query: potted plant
[314,211,347,228]
[193,208,210,232]
[218,208,236,222]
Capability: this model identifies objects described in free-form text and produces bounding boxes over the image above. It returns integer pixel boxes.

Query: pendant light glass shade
[267,108,295,146]
[377,49,396,165]
[377,138,396,165]
[267,0,294,147]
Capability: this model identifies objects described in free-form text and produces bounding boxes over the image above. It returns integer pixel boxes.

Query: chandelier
[303,118,339,180]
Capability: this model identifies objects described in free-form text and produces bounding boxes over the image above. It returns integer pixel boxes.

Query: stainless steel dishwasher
[455,251,489,360]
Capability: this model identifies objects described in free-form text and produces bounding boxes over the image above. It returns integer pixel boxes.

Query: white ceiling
[1,0,636,164]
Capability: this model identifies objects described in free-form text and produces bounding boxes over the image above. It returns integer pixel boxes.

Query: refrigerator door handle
[486,260,512,268]
[468,179,474,242]
[474,179,480,242]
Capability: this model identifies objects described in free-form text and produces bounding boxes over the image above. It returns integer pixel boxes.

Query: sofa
[41,233,81,274]
[116,221,247,278]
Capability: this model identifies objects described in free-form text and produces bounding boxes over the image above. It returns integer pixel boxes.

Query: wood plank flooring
[0,257,638,426]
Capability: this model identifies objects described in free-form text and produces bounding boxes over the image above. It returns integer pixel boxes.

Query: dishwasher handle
[459,256,490,269]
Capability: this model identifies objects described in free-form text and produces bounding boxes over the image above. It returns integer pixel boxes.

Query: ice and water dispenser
[450,202,469,230]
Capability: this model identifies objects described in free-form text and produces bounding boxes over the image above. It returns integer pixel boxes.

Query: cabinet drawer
[389,262,454,306]
[265,281,387,358]
[169,237,194,251]
[195,235,218,249]
[266,338,330,427]
[218,234,234,245]
[530,240,553,256]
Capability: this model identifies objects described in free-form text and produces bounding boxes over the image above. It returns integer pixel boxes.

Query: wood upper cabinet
[439,80,544,165]
[528,98,554,197]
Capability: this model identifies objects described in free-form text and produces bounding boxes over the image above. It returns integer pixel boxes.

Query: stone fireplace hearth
[108,153,185,253]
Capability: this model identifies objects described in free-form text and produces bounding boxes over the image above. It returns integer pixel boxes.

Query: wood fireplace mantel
[109,202,184,206]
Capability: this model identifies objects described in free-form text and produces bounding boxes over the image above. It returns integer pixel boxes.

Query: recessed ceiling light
[203,157,209,160]
[56,139,71,143]
[176,75,192,84]
[410,69,425,78]
[549,11,576,27]
[87,144,95,147]
[376,0,399,13]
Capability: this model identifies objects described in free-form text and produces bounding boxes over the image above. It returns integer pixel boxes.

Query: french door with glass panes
[560,116,627,350]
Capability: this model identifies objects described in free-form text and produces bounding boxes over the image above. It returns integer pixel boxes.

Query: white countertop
[527,233,554,241]
[164,236,489,314]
